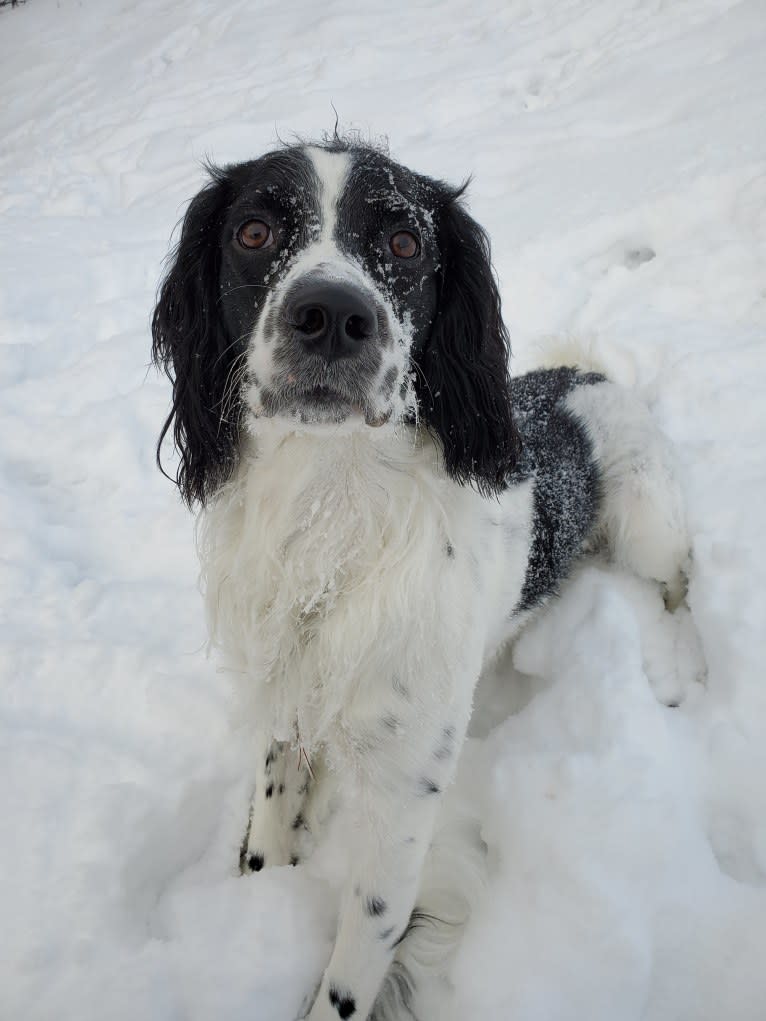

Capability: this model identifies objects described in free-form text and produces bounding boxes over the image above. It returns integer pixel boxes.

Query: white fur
[201,424,534,754]
[201,421,536,1021]
[567,381,689,607]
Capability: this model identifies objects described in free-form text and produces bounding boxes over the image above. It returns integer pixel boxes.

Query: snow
[1,0,765,1018]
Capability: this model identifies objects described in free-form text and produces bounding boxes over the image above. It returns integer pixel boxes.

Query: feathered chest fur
[198,428,482,750]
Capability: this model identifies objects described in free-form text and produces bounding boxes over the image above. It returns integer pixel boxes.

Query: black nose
[287,281,377,360]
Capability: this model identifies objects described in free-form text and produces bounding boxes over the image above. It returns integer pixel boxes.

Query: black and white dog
[152,137,688,1021]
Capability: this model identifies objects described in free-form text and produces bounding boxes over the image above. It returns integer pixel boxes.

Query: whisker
[216,281,272,305]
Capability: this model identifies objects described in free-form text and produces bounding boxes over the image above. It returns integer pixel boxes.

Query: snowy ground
[2,0,766,1018]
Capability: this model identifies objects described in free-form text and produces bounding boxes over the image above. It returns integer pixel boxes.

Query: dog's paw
[238,817,304,874]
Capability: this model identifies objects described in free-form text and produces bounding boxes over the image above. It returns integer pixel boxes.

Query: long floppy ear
[151,166,239,507]
[414,186,521,495]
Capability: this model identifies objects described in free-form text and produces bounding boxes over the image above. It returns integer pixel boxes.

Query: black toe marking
[418,776,441,796]
[248,853,265,872]
[278,783,285,795]
[265,783,274,799]
[365,895,387,917]
[328,985,356,1018]
[290,854,300,866]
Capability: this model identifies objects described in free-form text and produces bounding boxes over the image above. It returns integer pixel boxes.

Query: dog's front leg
[241,738,315,873]
[303,696,469,1021]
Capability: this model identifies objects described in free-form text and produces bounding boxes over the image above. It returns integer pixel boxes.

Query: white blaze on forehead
[307,146,350,245]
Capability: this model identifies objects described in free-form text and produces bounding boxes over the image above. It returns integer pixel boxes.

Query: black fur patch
[508,367,605,611]
[418,777,440,796]
[365,896,387,917]
[329,985,356,1018]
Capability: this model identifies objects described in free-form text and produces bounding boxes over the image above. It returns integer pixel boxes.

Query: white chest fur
[199,427,490,753]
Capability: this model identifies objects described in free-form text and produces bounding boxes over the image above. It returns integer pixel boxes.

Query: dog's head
[152,139,520,505]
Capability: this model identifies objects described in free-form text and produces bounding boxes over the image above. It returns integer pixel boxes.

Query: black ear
[151,166,240,507]
[414,187,521,495]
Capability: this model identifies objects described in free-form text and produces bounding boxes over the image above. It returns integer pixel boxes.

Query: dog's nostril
[295,306,326,337]
[344,314,369,342]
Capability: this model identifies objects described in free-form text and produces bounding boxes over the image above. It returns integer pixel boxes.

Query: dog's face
[218,146,441,430]
[153,139,519,505]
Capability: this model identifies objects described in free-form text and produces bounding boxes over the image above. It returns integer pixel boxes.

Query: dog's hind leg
[567,380,690,609]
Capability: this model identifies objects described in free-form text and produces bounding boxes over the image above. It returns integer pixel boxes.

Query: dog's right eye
[237,220,274,250]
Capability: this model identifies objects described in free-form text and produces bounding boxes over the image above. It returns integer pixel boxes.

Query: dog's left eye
[389,230,420,259]
[237,219,274,250]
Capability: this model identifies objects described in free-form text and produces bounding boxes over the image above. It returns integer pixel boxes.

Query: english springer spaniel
[152,137,688,1021]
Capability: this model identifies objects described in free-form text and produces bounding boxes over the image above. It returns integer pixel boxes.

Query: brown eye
[389,230,420,259]
[237,219,274,250]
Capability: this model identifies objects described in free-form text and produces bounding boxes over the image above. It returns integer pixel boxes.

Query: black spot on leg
[445,541,455,559]
[418,777,441,796]
[379,925,395,942]
[265,749,275,771]
[328,985,356,1018]
[365,895,387,917]
[278,783,285,795]
[248,853,265,872]
[292,812,305,831]
[265,783,274,799]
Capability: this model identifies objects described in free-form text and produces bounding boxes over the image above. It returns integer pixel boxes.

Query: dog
[151,136,688,1020]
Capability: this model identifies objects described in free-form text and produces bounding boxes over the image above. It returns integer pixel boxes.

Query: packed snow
[1,0,765,1018]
